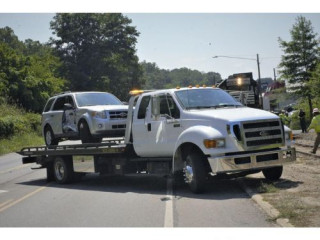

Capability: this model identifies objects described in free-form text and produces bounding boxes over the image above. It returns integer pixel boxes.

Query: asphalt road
[0,143,275,227]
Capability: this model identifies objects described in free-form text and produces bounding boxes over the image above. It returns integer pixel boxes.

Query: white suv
[41,91,128,146]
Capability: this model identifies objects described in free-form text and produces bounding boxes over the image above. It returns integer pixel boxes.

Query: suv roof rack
[54,91,71,96]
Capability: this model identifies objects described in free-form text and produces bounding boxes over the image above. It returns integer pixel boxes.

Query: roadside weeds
[239,136,320,227]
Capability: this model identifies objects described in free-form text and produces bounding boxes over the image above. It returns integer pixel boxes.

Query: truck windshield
[75,92,123,107]
[175,89,243,110]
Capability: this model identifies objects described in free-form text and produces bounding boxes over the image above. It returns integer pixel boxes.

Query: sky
[1,2,320,81]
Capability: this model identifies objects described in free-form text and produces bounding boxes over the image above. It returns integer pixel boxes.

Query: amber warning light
[129,89,144,96]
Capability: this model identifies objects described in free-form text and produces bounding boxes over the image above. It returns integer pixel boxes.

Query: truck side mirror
[151,96,160,119]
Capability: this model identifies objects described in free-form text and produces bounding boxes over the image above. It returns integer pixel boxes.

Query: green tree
[308,63,320,102]
[140,61,222,89]
[278,16,320,118]
[50,13,143,101]
[0,27,66,112]
[0,27,25,53]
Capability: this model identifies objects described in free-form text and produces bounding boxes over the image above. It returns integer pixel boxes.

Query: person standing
[307,108,320,154]
[299,109,307,133]
[279,110,291,127]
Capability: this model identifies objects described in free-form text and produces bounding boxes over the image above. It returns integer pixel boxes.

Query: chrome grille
[109,111,128,120]
[231,119,284,150]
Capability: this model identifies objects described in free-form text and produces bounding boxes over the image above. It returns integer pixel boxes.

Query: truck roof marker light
[129,89,144,96]
[203,85,207,88]
[176,86,180,89]
[212,85,216,88]
[188,85,193,88]
[196,84,200,88]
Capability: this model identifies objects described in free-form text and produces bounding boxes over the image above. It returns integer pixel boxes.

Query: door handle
[147,123,151,131]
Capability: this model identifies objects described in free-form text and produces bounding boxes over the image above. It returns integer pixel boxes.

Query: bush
[0,103,41,139]
[0,116,15,137]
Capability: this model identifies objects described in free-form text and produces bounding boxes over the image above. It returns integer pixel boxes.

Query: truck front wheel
[262,166,283,181]
[53,157,74,184]
[184,151,208,193]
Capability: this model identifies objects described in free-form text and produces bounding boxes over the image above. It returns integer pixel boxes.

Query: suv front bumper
[208,147,296,174]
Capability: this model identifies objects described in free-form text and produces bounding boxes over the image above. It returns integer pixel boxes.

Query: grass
[0,101,44,155]
[258,182,279,193]
[0,132,44,156]
[263,193,316,227]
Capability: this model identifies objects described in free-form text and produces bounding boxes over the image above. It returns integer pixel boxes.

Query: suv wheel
[44,126,59,146]
[79,121,101,144]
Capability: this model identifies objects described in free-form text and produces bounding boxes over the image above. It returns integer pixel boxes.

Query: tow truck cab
[125,87,295,192]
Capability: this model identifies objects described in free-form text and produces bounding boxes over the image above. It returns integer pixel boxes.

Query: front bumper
[90,118,126,137]
[208,147,296,174]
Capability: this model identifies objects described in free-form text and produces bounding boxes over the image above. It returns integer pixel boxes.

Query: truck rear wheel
[53,157,74,184]
[262,166,283,181]
[184,151,207,193]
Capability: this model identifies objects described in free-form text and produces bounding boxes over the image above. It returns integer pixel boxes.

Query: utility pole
[256,54,262,108]
[273,68,277,82]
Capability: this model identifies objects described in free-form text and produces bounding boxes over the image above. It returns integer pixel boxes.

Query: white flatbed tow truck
[19,87,296,193]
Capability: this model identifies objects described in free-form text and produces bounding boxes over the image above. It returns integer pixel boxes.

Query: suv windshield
[175,89,243,110]
[75,92,123,107]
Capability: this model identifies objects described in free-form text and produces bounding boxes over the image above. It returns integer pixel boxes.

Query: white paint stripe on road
[0,190,8,194]
[164,177,174,227]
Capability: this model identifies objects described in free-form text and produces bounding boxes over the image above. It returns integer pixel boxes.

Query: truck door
[132,93,182,157]
[132,95,152,156]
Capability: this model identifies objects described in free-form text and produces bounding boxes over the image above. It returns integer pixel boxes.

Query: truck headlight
[91,111,108,119]
[203,139,225,148]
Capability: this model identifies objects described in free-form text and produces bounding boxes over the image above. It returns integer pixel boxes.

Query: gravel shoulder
[240,131,320,227]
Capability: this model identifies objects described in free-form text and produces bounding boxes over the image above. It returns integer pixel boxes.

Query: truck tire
[262,166,283,181]
[79,121,101,144]
[184,151,208,193]
[44,126,59,146]
[53,157,74,184]
[46,163,55,182]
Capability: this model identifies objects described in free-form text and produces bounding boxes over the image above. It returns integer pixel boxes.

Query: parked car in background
[41,91,128,146]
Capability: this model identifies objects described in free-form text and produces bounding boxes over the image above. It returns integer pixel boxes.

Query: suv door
[51,96,68,135]
[62,96,77,133]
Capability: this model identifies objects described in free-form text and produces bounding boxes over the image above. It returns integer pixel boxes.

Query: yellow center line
[0,199,14,209]
[0,184,49,213]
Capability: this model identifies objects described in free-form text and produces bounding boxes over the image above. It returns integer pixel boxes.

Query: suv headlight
[203,139,225,148]
[91,111,108,119]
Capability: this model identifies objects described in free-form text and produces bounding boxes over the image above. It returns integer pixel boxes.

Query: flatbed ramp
[19,139,125,155]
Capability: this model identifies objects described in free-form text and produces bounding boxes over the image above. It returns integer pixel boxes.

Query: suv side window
[52,96,66,111]
[43,98,55,112]
[138,96,151,119]
[65,96,75,108]
[53,95,75,111]
[159,94,180,119]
